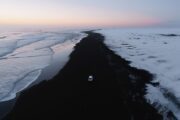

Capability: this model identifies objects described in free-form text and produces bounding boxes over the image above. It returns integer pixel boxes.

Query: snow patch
[98,28,180,119]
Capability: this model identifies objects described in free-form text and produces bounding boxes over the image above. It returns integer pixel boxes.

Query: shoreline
[0,37,79,119]
[4,31,162,120]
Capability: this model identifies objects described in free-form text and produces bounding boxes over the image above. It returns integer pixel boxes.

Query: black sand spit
[4,31,162,120]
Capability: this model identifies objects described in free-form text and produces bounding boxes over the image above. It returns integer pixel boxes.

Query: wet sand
[4,31,162,120]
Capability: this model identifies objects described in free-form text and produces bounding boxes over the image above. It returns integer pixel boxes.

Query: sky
[0,0,180,28]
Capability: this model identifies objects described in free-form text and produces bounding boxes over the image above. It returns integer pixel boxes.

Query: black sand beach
[4,31,162,120]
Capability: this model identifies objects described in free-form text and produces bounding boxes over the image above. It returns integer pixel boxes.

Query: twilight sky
[0,0,180,27]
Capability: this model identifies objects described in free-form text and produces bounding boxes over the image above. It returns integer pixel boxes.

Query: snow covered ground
[98,28,180,119]
[0,30,86,102]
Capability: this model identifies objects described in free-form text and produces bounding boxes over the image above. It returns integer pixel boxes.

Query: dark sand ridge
[4,31,162,120]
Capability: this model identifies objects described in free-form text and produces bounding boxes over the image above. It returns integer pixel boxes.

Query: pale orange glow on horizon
[0,0,173,28]
[0,13,161,27]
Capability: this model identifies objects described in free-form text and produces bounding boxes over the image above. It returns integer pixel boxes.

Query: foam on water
[0,32,26,57]
[1,70,42,102]
[0,49,52,101]
[0,31,86,102]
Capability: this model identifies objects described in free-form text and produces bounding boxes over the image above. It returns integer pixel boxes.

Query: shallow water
[0,31,86,102]
[0,30,86,119]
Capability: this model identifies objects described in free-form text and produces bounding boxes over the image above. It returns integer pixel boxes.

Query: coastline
[0,37,80,119]
[4,31,162,120]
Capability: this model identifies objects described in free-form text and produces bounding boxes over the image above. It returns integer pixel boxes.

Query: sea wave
[0,31,86,102]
